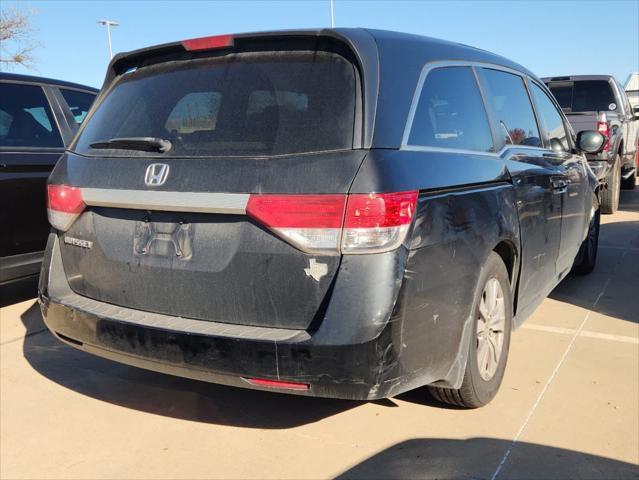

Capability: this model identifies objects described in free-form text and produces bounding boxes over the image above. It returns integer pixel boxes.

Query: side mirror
[576,130,606,154]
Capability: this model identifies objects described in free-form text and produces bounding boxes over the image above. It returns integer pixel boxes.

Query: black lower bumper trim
[40,295,403,400]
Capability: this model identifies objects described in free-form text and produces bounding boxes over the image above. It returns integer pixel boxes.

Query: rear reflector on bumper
[47,184,86,232]
[244,377,310,391]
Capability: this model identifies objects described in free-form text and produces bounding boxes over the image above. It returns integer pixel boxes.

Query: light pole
[329,0,334,27]
[97,19,119,59]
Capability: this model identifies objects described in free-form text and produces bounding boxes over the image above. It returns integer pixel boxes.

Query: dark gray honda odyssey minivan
[39,29,605,407]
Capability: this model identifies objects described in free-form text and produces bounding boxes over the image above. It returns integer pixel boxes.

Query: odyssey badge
[64,236,93,249]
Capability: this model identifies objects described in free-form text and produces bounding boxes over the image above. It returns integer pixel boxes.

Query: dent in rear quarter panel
[350,149,519,392]
[398,185,519,389]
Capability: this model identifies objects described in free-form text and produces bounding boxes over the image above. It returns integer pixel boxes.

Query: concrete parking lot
[1,185,638,480]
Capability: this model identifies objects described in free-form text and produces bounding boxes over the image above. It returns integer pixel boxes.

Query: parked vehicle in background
[0,73,97,290]
[626,72,639,109]
[40,29,604,408]
[543,75,639,213]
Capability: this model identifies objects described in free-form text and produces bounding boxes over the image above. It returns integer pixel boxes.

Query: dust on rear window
[73,50,358,157]
[546,80,616,113]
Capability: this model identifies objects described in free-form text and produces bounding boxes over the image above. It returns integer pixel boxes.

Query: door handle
[551,178,569,193]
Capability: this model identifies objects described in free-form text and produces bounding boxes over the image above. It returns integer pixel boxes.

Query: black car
[0,73,97,290]
[38,29,605,408]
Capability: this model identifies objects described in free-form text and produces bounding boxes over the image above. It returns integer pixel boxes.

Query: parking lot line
[521,323,639,344]
[491,253,624,479]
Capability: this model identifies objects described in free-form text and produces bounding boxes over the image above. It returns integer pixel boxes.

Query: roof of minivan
[363,28,534,76]
[0,72,98,92]
[104,28,540,149]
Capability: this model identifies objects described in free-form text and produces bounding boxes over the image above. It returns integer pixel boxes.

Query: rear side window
[0,83,63,148]
[407,66,493,152]
[74,50,357,157]
[479,69,541,148]
[547,80,616,112]
[530,83,569,152]
[60,88,96,124]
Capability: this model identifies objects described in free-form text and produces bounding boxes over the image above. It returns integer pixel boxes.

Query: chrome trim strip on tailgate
[81,188,249,214]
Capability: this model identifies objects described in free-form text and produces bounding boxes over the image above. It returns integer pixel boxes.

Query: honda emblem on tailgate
[144,163,170,187]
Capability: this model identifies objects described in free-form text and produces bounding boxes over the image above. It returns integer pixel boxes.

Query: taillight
[246,195,346,254]
[342,191,419,254]
[181,34,234,51]
[596,111,610,152]
[47,184,85,231]
[246,191,419,254]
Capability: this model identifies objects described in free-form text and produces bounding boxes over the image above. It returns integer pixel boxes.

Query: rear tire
[600,155,621,214]
[572,195,600,275]
[428,252,512,408]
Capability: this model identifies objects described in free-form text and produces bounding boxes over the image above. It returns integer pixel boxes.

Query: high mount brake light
[247,191,419,254]
[47,184,85,231]
[181,34,234,51]
[596,111,610,152]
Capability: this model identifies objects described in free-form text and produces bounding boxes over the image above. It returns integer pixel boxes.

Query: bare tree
[0,8,39,69]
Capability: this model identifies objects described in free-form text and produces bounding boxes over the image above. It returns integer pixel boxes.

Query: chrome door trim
[400,143,547,158]
[400,59,549,157]
[81,188,249,214]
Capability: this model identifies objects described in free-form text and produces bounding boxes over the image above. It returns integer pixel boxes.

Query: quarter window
[407,66,493,152]
[479,68,541,148]
[0,83,63,148]
[530,83,569,152]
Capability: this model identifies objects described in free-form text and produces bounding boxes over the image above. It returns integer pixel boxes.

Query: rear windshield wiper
[89,137,172,153]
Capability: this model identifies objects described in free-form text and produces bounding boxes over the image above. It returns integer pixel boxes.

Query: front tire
[428,252,512,408]
[600,155,620,214]
[572,195,600,275]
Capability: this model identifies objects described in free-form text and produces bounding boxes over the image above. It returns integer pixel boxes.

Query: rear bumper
[38,234,420,401]
[39,296,398,400]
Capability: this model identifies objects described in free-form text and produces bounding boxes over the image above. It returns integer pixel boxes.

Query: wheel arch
[492,238,521,319]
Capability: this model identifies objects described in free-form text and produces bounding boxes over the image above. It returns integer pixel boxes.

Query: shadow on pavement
[19,306,361,428]
[549,219,639,324]
[618,187,639,212]
[335,438,639,480]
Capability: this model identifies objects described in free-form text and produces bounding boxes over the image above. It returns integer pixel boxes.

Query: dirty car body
[39,29,597,400]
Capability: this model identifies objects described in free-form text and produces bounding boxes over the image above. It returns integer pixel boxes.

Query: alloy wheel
[476,277,506,381]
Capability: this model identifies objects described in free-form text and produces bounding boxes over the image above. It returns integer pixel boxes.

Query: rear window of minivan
[73,50,358,157]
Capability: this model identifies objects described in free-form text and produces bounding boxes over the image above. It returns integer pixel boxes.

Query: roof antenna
[330,0,335,27]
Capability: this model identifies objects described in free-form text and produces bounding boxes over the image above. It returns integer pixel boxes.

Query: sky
[2,0,638,89]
